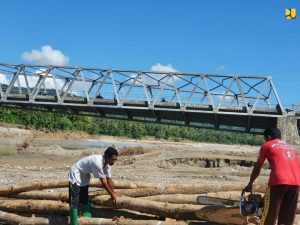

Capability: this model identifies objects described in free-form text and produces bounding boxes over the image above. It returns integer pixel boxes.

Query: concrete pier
[277,117,300,146]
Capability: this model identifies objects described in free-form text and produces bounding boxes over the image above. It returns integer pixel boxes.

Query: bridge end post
[277,117,300,146]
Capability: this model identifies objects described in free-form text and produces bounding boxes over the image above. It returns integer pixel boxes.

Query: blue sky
[0,0,299,107]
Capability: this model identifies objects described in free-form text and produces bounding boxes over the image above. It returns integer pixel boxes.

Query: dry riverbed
[0,126,299,224]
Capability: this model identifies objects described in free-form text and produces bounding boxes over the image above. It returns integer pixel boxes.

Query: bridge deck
[1,94,285,133]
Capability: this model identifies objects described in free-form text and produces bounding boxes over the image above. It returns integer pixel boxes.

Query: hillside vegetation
[0,107,264,146]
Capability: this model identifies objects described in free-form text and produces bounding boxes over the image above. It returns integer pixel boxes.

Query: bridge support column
[277,117,300,146]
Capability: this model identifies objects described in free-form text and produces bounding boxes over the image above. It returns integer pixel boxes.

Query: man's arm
[244,162,262,192]
[106,177,115,194]
[99,178,117,205]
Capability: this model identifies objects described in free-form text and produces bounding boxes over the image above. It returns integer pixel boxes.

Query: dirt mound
[0,126,33,149]
[0,126,32,138]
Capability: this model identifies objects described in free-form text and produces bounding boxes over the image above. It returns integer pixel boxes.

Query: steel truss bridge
[0,63,299,134]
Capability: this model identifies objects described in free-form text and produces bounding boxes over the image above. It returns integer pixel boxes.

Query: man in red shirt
[244,127,300,225]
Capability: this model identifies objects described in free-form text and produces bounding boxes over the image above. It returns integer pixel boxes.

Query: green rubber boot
[80,204,93,218]
[69,208,78,225]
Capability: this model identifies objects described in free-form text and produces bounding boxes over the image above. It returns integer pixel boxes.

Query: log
[0,197,159,220]
[0,210,187,225]
[108,184,265,196]
[79,217,187,225]
[92,195,205,220]
[7,189,268,206]
[141,194,199,204]
[4,191,246,206]
[7,190,242,204]
[9,191,299,215]
[92,195,300,222]
[10,191,69,202]
[7,188,163,202]
[140,192,248,205]
[160,183,267,195]
[0,178,267,196]
[129,181,156,189]
[196,205,300,224]
[195,206,257,225]
[0,199,69,214]
[91,179,141,189]
[0,209,50,225]
[88,207,158,220]
[0,180,68,196]
[0,179,142,196]
[91,188,161,198]
[0,199,296,225]
[204,191,243,200]
[1,196,298,224]
[6,205,158,221]
[104,183,266,196]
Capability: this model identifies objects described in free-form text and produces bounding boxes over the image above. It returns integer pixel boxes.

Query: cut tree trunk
[195,206,257,225]
[10,191,69,202]
[8,188,165,201]
[0,179,267,196]
[6,190,245,204]
[102,183,266,196]
[196,204,300,224]
[141,191,266,205]
[160,183,267,195]
[203,191,243,200]
[0,199,69,214]
[0,180,68,196]
[0,210,187,225]
[92,195,205,220]
[141,194,199,204]
[0,209,50,225]
[0,179,145,196]
[91,188,161,198]
[8,188,166,202]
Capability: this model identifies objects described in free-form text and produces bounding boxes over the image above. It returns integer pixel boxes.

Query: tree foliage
[0,107,264,146]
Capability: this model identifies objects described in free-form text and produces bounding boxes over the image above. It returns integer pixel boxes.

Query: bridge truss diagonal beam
[0,62,294,134]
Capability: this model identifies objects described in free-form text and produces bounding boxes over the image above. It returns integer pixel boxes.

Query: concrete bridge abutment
[277,117,300,146]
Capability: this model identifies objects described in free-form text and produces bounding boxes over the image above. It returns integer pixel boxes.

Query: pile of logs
[0,179,297,225]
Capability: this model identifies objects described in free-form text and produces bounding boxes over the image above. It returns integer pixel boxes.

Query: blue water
[32,139,151,150]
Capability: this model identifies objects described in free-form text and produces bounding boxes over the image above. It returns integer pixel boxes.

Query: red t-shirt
[257,139,300,186]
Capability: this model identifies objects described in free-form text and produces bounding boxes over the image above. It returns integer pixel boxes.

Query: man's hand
[100,178,117,205]
[243,163,262,193]
[110,192,117,205]
[243,182,253,193]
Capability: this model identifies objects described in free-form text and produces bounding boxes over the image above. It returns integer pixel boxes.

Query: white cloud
[21,45,70,66]
[1,69,92,97]
[150,63,177,72]
[0,73,9,85]
[125,63,179,100]
[127,63,178,85]
[4,69,65,92]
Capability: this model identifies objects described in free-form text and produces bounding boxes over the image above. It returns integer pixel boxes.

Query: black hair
[104,147,118,158]
[264,127,281,140]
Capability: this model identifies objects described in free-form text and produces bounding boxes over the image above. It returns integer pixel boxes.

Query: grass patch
[0,149,14,157]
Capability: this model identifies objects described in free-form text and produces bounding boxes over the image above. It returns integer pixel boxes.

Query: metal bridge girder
[0,62,292,134]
